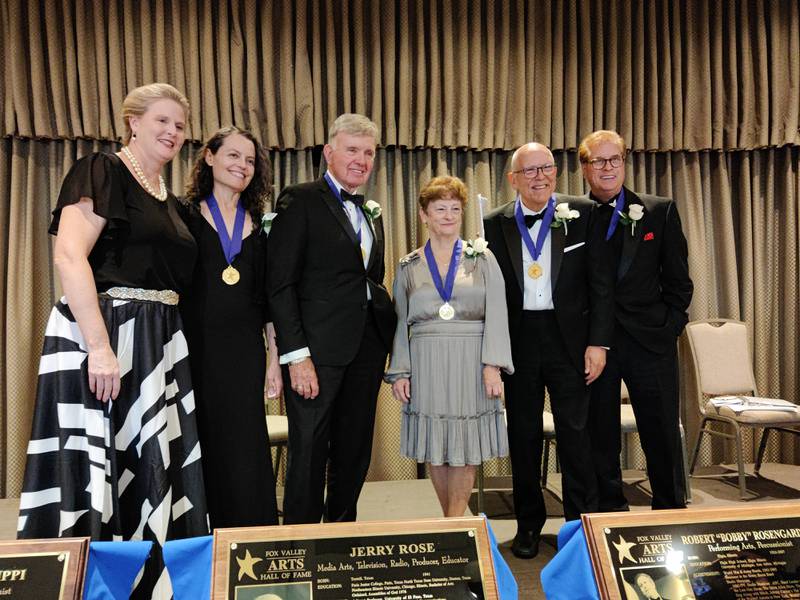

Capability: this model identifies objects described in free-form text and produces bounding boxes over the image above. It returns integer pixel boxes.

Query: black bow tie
[596,201,614,211]
[342,190,365,207]
[524,213,544,228]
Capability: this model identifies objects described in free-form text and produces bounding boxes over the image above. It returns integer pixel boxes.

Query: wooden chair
[265,397,289,476]
[685,319,800,499]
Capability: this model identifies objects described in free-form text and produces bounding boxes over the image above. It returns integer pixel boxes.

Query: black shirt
[49,152,197,294]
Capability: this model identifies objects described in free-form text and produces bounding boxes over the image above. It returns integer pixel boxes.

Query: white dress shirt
[279,171,374,365]
[519,200,555,311]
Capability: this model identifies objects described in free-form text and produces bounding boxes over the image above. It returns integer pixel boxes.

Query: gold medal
[527,262,543,279]
[222,265,240,285]
[438,303,455,320]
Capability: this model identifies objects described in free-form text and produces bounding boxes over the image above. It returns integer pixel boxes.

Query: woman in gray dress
[386,176,513,517]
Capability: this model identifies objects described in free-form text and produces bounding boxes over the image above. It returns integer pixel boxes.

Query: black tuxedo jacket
[483,194,614,371]
[597,187,693,354]
[266,178,396,366]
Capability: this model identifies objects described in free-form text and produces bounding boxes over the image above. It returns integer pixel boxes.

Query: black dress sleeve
[49,152,129,236]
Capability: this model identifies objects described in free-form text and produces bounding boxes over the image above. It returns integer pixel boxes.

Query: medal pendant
[438,303,455,320]
[222,265,240,285]
[527,262,543,279]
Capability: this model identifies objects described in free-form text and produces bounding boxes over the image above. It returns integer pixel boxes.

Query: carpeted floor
[2,463,800,598]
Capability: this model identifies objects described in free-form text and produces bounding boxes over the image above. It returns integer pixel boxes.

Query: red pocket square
[644,232,654,241]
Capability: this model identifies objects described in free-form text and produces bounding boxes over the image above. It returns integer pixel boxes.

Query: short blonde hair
[418,176,468,210]
[121,83,190,144]
[328,113,380,146]
[578,130,627,163]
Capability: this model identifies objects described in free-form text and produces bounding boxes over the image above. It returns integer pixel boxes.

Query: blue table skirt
[540,520,601,600]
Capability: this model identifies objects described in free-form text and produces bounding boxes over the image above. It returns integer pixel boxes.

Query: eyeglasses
[512,164,556,178]
[585,155,624,170]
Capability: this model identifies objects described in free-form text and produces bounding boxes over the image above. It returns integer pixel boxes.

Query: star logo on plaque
[236,549,262,581]
[612,535,637,563]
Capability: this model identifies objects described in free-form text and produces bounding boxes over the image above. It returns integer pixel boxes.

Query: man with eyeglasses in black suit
[579,130,693,512]
[483,142,614,558]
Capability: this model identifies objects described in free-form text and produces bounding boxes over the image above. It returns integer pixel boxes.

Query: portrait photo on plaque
[234,581,311,600]
[618,565,695,600]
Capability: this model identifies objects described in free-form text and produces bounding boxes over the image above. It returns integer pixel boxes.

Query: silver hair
[328,113,380,146]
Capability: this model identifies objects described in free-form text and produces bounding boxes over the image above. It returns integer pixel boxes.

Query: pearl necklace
[122,146,168,201]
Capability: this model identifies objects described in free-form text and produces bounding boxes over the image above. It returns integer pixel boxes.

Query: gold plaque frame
[583,502,800,600]
[0,537,90,600]
[212,517,499,599]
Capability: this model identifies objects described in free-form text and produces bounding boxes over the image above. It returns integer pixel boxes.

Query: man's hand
[392,378,411,403]
[584,345,607,384]
[289,358,319,399]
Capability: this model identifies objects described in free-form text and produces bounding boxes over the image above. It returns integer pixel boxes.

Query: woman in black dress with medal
[19,83,209,599]
[182,127,283,528]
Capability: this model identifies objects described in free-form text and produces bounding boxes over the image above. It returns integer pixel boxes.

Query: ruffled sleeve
[480,249,514,374]
[384,256,414,383]
[49,152,129,236]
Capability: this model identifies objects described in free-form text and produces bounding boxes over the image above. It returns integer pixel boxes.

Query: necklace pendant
[527,262,543,279]
[222,265,240,285]
[438,302,455,320]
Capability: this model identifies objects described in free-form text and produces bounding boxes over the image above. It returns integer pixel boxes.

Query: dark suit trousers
[282,309,387,524]
[505,311,598,531]
[589,325,686,510]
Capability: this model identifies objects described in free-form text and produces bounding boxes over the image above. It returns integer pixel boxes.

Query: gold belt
[102,286,179,305]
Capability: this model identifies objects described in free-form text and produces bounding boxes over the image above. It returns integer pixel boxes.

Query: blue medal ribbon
[424,238,462,304]
[206,194,246,265]
[514,195,555,261]
[605,188,626,240]
[324,172,364,243]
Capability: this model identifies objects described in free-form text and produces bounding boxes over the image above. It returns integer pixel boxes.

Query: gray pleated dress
[385,246,514,466]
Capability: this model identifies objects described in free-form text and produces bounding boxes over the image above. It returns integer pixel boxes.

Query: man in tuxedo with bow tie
[579,130,693,511]
[483,142,614,558]
[267,114,396,524]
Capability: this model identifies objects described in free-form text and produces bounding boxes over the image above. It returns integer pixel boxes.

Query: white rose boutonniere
[550,202,581,235]
[464,237,489,258]
[618,203,644,236]
[363,200,382,221]
[261,212,277,236]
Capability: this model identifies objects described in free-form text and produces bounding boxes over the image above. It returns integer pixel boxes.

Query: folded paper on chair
[710,396,800,413]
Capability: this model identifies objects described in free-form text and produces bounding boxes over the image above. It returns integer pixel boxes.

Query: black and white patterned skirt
[19,292,209,599]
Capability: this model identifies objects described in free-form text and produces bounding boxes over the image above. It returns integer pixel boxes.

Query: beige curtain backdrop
[1,0,799,496]
[3,0,799,150]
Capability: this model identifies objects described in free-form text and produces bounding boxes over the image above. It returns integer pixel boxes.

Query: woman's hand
[266,357,283,399]
[392,378,411,403]
[88,344,120,402]
[265,322,284,398]
[483,365,503,398]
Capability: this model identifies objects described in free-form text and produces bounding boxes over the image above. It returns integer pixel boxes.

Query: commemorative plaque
[583,503,800,599]
[0,537,89,599]
[212,517,498,599]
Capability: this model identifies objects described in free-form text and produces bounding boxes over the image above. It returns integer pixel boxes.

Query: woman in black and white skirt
[18,83,209,598]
